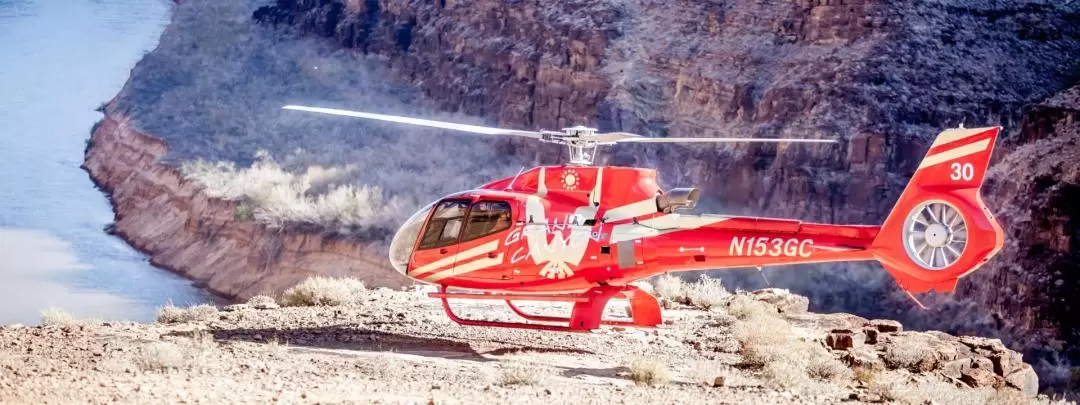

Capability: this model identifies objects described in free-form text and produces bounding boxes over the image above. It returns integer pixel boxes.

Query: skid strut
[429,285,662,332]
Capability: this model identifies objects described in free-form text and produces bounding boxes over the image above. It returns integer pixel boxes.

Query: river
[0,0,217,325]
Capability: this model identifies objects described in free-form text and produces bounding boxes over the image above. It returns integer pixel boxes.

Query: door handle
[439,248,449,254]
[487,252,498,258]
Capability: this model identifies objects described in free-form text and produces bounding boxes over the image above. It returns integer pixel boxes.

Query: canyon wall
[84,102,411,301]
[977,86,1080,367]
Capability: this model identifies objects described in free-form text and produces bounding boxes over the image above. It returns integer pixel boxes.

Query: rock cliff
[976,85,1080,371]
[84,101,410,300]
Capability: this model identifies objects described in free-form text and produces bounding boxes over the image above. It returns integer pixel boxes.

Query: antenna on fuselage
[506,166,526,191]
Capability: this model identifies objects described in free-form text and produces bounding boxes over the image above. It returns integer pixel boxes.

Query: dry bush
[246,295,278,308]
[652,274,686,303]
[867,374,920,403]
[126,332,217,373]
[132,342,189,372]
[806,357,853,383]
[628,357,672,386]
[762,360,812,389]
[181,155,406,229]
[498,361,545,386]
[882,341,935,372]
[686,360,728,386]
[156,303,219,324]
[726,294,777,321]
[39,308,74,326]
[732,314,790,347]
[853,366,877,385]
[684,275,730,310]
[281,276,367,307]
[865,374,998,405]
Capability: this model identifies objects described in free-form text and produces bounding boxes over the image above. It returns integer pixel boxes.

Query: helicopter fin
[871,127,1005,294]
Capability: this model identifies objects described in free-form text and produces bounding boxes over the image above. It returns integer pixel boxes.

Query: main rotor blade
[282,105,545,139]
[587,131,839,144]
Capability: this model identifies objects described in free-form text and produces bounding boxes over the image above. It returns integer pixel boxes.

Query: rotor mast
[552,126,602,166]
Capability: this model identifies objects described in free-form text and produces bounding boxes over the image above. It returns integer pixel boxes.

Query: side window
[417,200,470,250]
[462,201,513,242]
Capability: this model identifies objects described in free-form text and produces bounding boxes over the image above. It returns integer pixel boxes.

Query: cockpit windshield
[388,198,516,275]
[388,200,436,274]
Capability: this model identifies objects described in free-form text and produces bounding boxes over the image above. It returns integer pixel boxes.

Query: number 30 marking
[950,162,974,181]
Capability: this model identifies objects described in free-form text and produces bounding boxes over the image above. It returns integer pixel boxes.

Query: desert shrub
[281,276,367,307]
[132,336,217,373]
[806,357,853,383]
[156,303,219,324]
[732,314,790,347]
[133,342,189,372]
[652,274,686,303]
[684,274,730,310]
[853,367,877,385]
[726,294,777,321]
[866,374,995,405]
[246,295,277,308]
[39,308,74,326]
[628,357,672,386]
[498,361,545,386]
[181,154,407,229]
[882,342,935,372]
[762,360,811,389]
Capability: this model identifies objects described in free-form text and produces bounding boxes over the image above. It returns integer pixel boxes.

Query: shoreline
[80,98,411,302]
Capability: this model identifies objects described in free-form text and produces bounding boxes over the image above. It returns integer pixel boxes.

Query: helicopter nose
[388,201,435,275]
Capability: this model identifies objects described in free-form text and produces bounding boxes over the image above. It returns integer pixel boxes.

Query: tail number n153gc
[729,236,814,258]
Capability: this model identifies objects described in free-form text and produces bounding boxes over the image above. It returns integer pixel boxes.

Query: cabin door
[408,199,470,282]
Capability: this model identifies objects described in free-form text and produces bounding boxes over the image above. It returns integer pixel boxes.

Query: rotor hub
[924,224,949,247]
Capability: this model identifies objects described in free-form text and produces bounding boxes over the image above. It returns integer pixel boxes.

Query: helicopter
[283,105,1005,332]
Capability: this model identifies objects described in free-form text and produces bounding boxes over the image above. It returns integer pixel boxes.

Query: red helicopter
[283,105,1005,332]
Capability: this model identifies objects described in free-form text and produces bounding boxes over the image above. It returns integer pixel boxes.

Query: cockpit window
[417,200,470,250]
[388,200,435,273]
[462,201,513,242]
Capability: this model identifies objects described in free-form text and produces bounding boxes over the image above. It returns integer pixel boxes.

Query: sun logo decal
[561,170,580,190]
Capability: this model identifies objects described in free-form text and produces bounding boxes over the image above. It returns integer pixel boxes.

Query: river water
[0,0,216,325]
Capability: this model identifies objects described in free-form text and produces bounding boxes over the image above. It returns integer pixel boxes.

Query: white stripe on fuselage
[610,214,731,243]
[410,240,499,277]
[423,253,505,282]
[603,198,658,222]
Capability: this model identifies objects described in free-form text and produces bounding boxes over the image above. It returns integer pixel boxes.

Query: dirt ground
[0,286,1066,404]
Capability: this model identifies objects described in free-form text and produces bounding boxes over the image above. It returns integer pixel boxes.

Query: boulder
[863,327,879,344]
[826,330,855,350]
[1004,364,1039,397]
[961,367,1004,389]
[866,319,902,333]
[840,347,885,371]
[751,288,809,314]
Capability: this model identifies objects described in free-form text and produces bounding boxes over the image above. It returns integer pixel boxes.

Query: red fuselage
[389,165,880,293]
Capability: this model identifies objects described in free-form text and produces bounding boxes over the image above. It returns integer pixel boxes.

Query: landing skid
[429,285,663,332]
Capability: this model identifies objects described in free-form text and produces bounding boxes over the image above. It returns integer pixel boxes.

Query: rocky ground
[0,279,1066,404]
